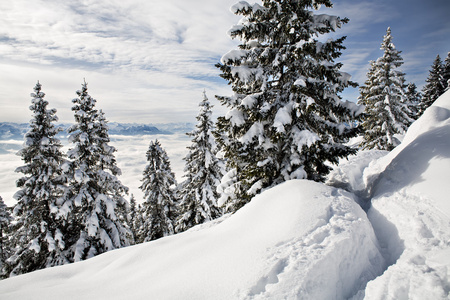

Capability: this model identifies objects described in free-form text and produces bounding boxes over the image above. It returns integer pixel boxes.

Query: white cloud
[0,0,239,123]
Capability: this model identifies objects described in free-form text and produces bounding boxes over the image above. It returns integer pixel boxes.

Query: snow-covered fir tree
[127,194,144,244]
[443,52,450,91]
[214,0,360,211]
[0,196,12,278]
[176,91,223,233]
[133,203,145,244]
[404,82,421,121]
[419,55,446,115]
[60,81,130,262]
[5,82,67,277]
[358,27,412,150]
[139,140,178,241]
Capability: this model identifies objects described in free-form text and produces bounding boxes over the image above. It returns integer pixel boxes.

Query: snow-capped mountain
[0,122,195,140]
[0,91,449,299]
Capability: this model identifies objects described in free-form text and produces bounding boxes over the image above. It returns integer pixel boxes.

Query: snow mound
[359,90,450,299]
[326,91,450,299]
[0,180,383,300]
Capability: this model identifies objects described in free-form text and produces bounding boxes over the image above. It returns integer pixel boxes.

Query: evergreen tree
[176,91,223,233]
[358,27,412,150]
[404,82,421,121]
[0,196,12,278]
[133,203,145,244]
[442,52,450,91]
[127,194,144,244]
[60,81,130,262]
[214,0,360,211]
[6,82,67,277]
[419,55,445,115]
[139,140,178,241]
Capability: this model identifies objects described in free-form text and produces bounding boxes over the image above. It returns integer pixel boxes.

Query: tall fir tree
[419,55,445,115]
[139,140,178,241]
[214,0,360,211]
[358,27,412,151]
[176,91,223,233]
[6,82,67,277]
[0,196,12,278]
[60,81,130,262]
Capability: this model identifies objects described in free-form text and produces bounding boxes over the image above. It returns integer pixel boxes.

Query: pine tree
[214,0,360,211]
[358,27,412,151]
[442,52,450,91]
[6,82,67,277]
[60,81,130,262]
[176,91,223,233]
[139,140,178,241]
[0,196,12,278]
[419,55,445,115]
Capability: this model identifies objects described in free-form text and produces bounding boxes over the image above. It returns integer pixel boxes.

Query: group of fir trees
[213,0,448,212]
[1,83,225,279]
[358,27,414,150]
[132,91,224,242]
[2,81,131,278]
[419,52,450,115]
[358,28,450,150]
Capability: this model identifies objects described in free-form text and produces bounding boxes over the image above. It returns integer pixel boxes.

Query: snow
[1,92,450,299]
[226,107,246,126]
[220,49,248,64]
[0,180,383,300]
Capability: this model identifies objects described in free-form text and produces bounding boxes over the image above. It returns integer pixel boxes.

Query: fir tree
[358,27,412,150]
[139,140,178,241]
[6,82,67,277]
[176,91,223,233]
[442,52,450,91]
[0,196,12,278]
[127,194,143,244]
[419,55,445,115]
[404,82,421,121]
[133,203,145,244]
[60,81,130,262]
[214,0,360,211]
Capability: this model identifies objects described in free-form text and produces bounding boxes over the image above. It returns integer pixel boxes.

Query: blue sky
[0,0,449,124]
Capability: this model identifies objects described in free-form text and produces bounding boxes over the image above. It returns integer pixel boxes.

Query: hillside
[0,91,449,299]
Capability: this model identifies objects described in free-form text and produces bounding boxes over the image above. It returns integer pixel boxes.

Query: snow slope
[329,90,450,299]
[0,180,383,299]
[363,92,450,299]
[0,92,449,299]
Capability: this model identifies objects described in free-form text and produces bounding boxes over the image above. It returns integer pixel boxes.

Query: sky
[0,0,449,124]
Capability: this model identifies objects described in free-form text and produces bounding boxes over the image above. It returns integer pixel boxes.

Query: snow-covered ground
[0,91,449,299]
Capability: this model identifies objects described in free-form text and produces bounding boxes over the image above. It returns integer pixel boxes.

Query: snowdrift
[0,181,383,299]
[329,90,450,299]
[1,91,449,299]
[363,91,450,299]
